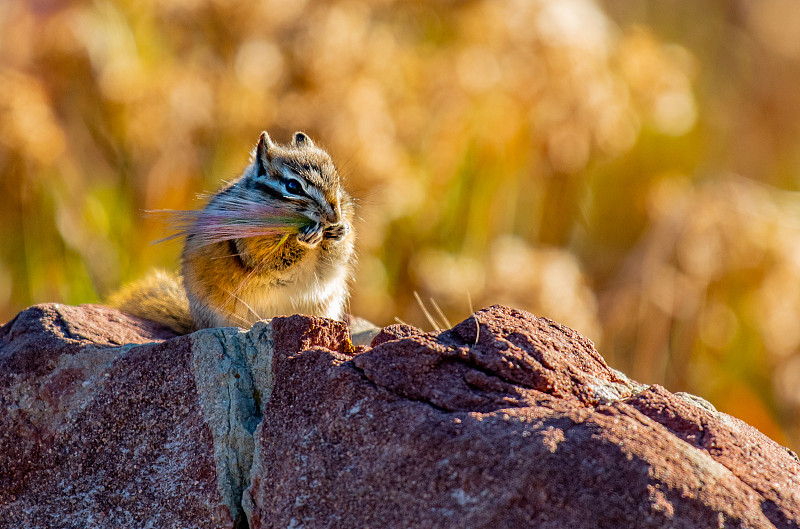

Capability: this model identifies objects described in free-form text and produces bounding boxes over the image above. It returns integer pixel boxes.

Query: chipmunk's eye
[285,179,303,195]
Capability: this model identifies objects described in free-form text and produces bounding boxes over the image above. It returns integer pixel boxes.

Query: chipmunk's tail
[107,269,195,335]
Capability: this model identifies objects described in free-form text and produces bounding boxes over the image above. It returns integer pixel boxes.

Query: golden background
[3,0,800,451]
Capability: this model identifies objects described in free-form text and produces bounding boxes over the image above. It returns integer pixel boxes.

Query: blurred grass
[3,0,800,451]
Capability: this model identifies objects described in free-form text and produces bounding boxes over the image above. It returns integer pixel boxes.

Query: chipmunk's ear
[292,131,314,148]
[255,132,274,177]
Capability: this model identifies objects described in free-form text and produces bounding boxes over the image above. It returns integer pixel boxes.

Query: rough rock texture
[0,304,233,528]
[2,303,799,528]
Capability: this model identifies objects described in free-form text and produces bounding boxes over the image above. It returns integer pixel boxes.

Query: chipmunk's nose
[320,204,341,227]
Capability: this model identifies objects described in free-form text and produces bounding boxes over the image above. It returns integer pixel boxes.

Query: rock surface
[0,304,232,528]
[1,303,799,528]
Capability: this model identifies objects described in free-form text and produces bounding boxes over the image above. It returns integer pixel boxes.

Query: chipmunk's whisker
[222,287,262,323]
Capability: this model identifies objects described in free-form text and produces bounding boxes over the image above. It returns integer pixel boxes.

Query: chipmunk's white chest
[241,251,349,321]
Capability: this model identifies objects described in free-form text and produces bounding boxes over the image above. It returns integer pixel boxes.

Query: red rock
[0,303,177,379]
[2,303,799,528]
[0,304,232,529]
[270,313,354,356]
[244,306,800,528]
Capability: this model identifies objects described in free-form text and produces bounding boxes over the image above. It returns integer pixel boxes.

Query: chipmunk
[108,131,356,334]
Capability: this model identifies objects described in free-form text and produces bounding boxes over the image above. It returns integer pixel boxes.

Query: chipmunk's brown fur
[107,269,194,334]
[109,131,356,333]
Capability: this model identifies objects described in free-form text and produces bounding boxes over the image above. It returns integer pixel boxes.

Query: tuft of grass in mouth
[149,193,313,247]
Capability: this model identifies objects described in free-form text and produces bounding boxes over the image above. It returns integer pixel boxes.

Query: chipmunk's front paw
[323,221,350,241]
[297,223,324,247]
